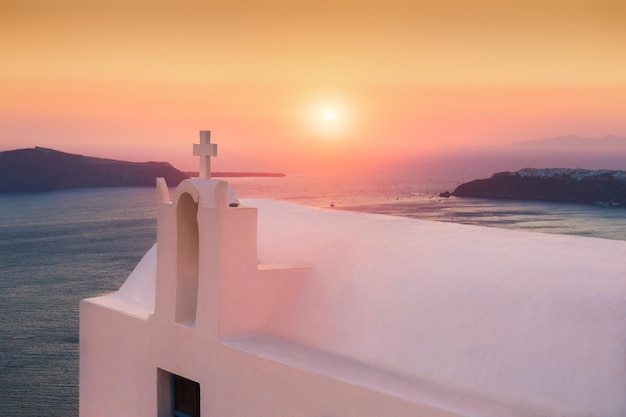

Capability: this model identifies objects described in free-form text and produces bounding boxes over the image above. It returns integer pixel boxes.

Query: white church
[80,131,626,417]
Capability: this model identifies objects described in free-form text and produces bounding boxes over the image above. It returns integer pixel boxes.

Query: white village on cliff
[80,131,626,417]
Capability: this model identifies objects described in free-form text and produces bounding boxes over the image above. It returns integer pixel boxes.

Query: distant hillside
[509,134,626,149]
[0,147,189,192]
[452,168,626,206]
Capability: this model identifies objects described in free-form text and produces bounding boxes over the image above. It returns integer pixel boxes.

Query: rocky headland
[0,147,189,192]
[450,168,626,206]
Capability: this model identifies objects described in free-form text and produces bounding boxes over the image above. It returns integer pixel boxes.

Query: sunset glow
[1,0,626,173]
[323,109,336,121]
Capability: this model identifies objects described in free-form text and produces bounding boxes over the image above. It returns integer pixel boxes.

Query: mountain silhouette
[0,147,189,192]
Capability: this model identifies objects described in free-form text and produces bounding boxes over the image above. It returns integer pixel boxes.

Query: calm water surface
[0,188,156,416]
[2,173,626,416]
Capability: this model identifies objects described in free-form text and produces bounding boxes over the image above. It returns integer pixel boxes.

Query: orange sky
[1,0,626,173]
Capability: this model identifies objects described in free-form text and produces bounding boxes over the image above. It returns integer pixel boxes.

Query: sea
[2,170,626,416]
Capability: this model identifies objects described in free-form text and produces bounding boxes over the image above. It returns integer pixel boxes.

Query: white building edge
[80,132,626,417]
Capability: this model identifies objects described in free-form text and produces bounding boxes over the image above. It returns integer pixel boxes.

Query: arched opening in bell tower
[175,192,199,325]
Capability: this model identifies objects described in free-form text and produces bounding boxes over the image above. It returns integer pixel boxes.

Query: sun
[300,96,352,140]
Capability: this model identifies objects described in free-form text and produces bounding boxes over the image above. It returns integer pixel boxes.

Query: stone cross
[193,130,218,179]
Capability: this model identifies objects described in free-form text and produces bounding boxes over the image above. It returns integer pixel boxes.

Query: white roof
[113,197,626,416]
[249,198,626,417]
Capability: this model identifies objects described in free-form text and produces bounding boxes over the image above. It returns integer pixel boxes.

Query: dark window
[171,374,200,417]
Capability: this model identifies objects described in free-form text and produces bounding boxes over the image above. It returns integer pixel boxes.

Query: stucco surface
[247,198,626,417]
[81,190,626,417]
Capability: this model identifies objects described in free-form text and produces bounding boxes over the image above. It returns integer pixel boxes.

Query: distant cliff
[452,168,626,206]
[0,147,189,192]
